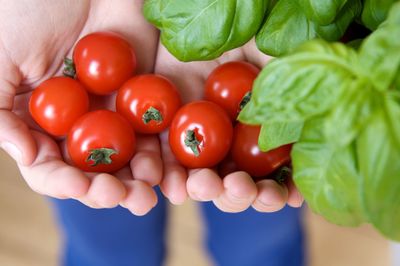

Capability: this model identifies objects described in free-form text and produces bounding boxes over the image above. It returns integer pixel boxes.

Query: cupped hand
[0,0,161,215]
[154,40,304,212]
[1,0,304,215]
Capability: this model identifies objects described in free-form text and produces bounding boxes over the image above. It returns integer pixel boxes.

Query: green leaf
[323,79,378,148]
[359,2,400,92]
[144,0,269,61]
[394,67,400,90]
[314,0,362,41]
[258,121,304,152]
[346,39,363,49]
[143,0,166,28]
[292,117,365,226]
[239,40,359,124]
[255,0,360,56]
[357,95,400,241]
[256,0,317,56]
[298,0,348,25]
[361,0,398,30]
[265,0,278,15]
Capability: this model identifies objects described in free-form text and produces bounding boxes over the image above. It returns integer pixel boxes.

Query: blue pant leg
[49,189,167,266]
[200,203,306,266]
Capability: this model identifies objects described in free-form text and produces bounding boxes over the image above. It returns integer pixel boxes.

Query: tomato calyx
[274,166,291,184]
[239,91,252,111]
[63,58,76,79]
[142,106,163,124]
[86,148,118,167]
[184,130,201,157]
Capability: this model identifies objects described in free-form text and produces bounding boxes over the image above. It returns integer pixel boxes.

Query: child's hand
[0,0,161,215]
[155,42,304,212]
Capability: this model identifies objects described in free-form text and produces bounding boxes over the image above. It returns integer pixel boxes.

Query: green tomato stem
[239,91,252,111]
[63,58,76,79]
[184,130,201,157]
[86,148,118,167]
[275,166,291,184]
[142,106,163,124]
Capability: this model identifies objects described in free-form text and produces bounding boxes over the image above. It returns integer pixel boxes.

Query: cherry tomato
[72,31,136,95]
[67,110,136,173]
[230,123,292,178]
[29,76,89,137]
[204,61,259,120]
[116,74,181,134]
[217,154,238,177]
[169,101,233,168]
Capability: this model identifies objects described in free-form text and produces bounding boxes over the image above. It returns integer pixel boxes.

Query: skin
[0,0,303,215]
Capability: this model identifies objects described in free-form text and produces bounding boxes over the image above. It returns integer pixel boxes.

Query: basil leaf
[239,40,359,124]
[361,0,398,30]
[384,92,400,148]
[359,2,400,92]
[292,117,365,226]
[258,121,304,152]
[256,0,316,56]
[266,0,278,15]
[142,0,165,28]
[144,0,268,61]
[357,95,400,241]
[315,0,362,41]
[255,0,361,56]
[323,79,378,148]
[394,68,400,90]
[298,0,348,25]
[346,39,363,49]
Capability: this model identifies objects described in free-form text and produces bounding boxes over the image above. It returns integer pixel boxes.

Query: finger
[213,171,257,213]
[120,179,158,216]
[76,173,126,209]
[13,91,44,132]
[187,168,224,202]
[243,38,273,69]
[252,179,288,213]
[286,177,304,208]
[130,134,162,186]
[19,130,90,199]
[0,110,37,166]
[159,131,188,205]
[113,165,134,181]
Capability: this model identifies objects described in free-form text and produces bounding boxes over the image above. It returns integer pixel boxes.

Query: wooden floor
[0,149,391,266]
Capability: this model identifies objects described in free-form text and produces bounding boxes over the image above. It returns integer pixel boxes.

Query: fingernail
[1,142,22,164]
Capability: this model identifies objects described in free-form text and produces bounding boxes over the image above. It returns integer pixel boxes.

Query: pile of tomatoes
[29,31,291,180]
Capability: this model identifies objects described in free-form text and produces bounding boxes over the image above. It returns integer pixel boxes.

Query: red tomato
[73,32,136,95]
[204,61,259,120]
[217,154,239,177]
[29,77,89,137]
[116,74,181,134]
[169,101,233,168]
[230,123,292,178]
[67,110,136,173]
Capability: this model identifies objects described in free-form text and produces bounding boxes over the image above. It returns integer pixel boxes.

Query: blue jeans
[50,190,305,266]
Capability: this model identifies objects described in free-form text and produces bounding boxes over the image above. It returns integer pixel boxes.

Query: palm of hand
[0,1,161,215]
[155,43,303,212]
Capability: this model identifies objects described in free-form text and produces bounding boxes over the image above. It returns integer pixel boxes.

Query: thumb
[0,110,37,166]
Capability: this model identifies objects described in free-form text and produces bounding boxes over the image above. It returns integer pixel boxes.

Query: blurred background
[0,149,392,266]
